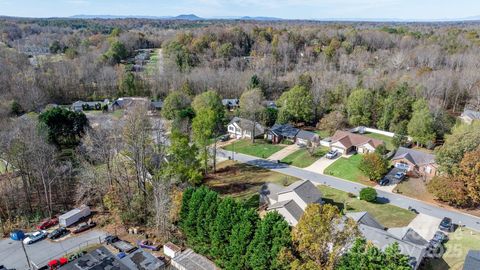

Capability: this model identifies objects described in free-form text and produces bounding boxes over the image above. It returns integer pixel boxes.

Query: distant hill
[174,14,203,20]
[240,16,283,21]
[70,14,204,20]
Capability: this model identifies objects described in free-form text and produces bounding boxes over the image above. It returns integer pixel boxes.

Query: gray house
[260,180,322,226]
[227,117,265,139]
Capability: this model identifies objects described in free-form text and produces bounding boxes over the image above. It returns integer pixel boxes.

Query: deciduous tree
[359,153,389,181]
[346,89,373,127]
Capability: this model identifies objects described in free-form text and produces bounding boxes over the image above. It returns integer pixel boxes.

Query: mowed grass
[281,147,329,168]
[363,132,395,151]
[324,155,373,186]
[205,160,298,200]
[424,228,480,270]
[223,139,286,158]
[318,185,416,227]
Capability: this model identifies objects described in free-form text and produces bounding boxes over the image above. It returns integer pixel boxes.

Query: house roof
[330,130,384,149]
[346,211,384,230]
[463,250,480,270]
[461,109,480,120]
[172,249,219,270]
[270,124,299,138]
[222,99,239,106]
[229,117,265,135]
[60,246,129,270]
[278,180,322,205]
[260,182,283,203]
[151,100,163,109]
[296,130,319,142]
[268,199,304,224]
[119,249,165,270]
[387,227,429,246]
[392,147,436,166]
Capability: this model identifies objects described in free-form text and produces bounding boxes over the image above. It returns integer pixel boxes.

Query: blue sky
[0,0,478,20]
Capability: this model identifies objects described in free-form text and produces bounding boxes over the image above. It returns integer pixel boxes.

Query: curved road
[218,149,480,231]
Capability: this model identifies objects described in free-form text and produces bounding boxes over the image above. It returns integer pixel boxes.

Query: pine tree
[210,197,241,265]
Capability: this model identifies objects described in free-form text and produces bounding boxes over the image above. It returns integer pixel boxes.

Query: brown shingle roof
[331,130,384,149]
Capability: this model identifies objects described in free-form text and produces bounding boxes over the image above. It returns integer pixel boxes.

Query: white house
[260,180,322,226]
[227,117,265,139]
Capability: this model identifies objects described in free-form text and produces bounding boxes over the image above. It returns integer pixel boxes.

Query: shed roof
[172,249,219,270]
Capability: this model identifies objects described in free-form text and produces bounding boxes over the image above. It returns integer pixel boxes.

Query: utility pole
[21,241,32,269]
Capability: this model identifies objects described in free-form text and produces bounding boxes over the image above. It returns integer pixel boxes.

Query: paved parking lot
[0,229,106,269]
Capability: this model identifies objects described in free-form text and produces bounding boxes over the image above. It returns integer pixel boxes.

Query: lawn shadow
[321,198,346,212]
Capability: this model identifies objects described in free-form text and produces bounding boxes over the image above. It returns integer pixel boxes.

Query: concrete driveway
[304,156,338,174]
[0,229,106,269]
[407,213,442,240]
[267,144,300,161]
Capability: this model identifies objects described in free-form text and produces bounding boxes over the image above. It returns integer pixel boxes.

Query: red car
[48,257,68,269]
[37,217,59,230]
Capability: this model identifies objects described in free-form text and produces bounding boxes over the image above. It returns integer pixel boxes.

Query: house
[60,246,130,270]
[329,130,384,155]
[112,97,162,112]
[346,212,427,270]
[463,250,480,270]
[171,249,219,270]
[222,98,239,111]
[391,147,438,179]
[71,100,109,112]
[227,117,265,139]
[296,130,320,146]
[150,100,163,111]
[460,108,480,124]
[266,124,299,144]
[260,180,322,226]
[164,242,182,259]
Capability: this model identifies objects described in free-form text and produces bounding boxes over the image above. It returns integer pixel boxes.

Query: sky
[0,0,479,20]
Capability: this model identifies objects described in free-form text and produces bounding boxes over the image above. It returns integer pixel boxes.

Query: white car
[325,150,338,159]
[23,230,47,245]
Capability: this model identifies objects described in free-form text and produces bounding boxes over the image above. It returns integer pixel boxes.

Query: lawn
[223,139,286,158]
[313,129,331,139]
[205,160,299,200]
[363,132,395,151]
[318,185,416,227]
[281,147,329,168]
[324,155,373,186]
[423,228,480,270]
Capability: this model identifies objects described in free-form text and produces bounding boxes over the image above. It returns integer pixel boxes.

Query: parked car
[394,171,406,180]
[433,231,448,243]
[105,235,120,244]
[23,230,48,245]
[427,240,443,258]
[439,217,454,232]
[379,177,389,186]
[219,134,230,142]
[325,150,338,159]
[137,240,160,251]
[48,227,69,240]
[72,221,96,234]
[47,257,68,269]
[37,217,59,230]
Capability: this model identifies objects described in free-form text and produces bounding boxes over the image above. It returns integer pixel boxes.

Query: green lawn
[313,129,331,139]
[423,228,480,270]
[318,185,416,228]
[363,132,395,151]
[223,139,286,158]
[281,147,329,168]
[324,155,373,186]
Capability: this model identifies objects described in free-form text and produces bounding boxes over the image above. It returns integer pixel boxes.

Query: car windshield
[441,219,451,225]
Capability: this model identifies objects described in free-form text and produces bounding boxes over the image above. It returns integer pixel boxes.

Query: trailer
[58,205,91,227]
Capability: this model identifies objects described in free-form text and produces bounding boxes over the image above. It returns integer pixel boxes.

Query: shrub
[359,187,377,202]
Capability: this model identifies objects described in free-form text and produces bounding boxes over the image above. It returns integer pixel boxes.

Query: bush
[359,187,377,202]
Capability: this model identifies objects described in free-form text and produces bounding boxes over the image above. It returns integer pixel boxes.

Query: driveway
[374,167,405,193]
[217,149,480,232]
[407,213,442,240]
[267,144,300,161]
[0,230,106,269]
[304,156,338,174]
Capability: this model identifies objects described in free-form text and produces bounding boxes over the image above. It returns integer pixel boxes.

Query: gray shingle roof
[60,246,130,270]
[463,250,480,270]
[172,249,219,270]
[462,109,480,120]
[222,99,239,106]
[387,227,429,246]
[278,180,322,205]
[270,124,299,138]
[296,130,319,142]
[346,212,384,230]
[268,199,304,223]
[119,249,165,270]
[392,147,436,166]
[229,117,265,135]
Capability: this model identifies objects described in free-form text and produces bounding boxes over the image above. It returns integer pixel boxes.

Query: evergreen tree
[194,189,219,253]
[407,99,435,146]
[210,197,241,265]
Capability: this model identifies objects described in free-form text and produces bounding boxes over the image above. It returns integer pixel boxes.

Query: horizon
[0,0,479,21]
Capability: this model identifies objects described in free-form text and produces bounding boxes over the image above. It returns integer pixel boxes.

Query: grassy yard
[363,132,395,151]
[281,146,329,168]
[318,185,416,227]
[324,155,373,186]
[223,139,286,158]
[423,228,480,270]
[205,160,299,200]
[313,129,331,139]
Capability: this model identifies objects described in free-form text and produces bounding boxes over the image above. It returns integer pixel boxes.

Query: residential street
[217,149,480,232]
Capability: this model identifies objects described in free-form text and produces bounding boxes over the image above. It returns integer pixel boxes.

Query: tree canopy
[407,99,435,146]
[346,89,374,127]
[38,107,88,147]
[277,85,314,124]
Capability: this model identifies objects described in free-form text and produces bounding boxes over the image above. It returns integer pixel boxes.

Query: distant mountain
[174,14,203,20]
[240,16,284,21]
[70,14,204,20]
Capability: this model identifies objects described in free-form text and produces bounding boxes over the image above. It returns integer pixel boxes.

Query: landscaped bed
[223,139,286,158]
[281,146,329,168]
[323,155,374,186]
[204,160,298,200]
[318,185,416,227]
[424,228,480,270]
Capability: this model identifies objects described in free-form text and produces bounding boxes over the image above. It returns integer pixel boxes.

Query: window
[228,126,234,132]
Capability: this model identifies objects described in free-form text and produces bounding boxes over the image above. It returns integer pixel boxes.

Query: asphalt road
[0,230,106,269]
[218,149,480,231]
